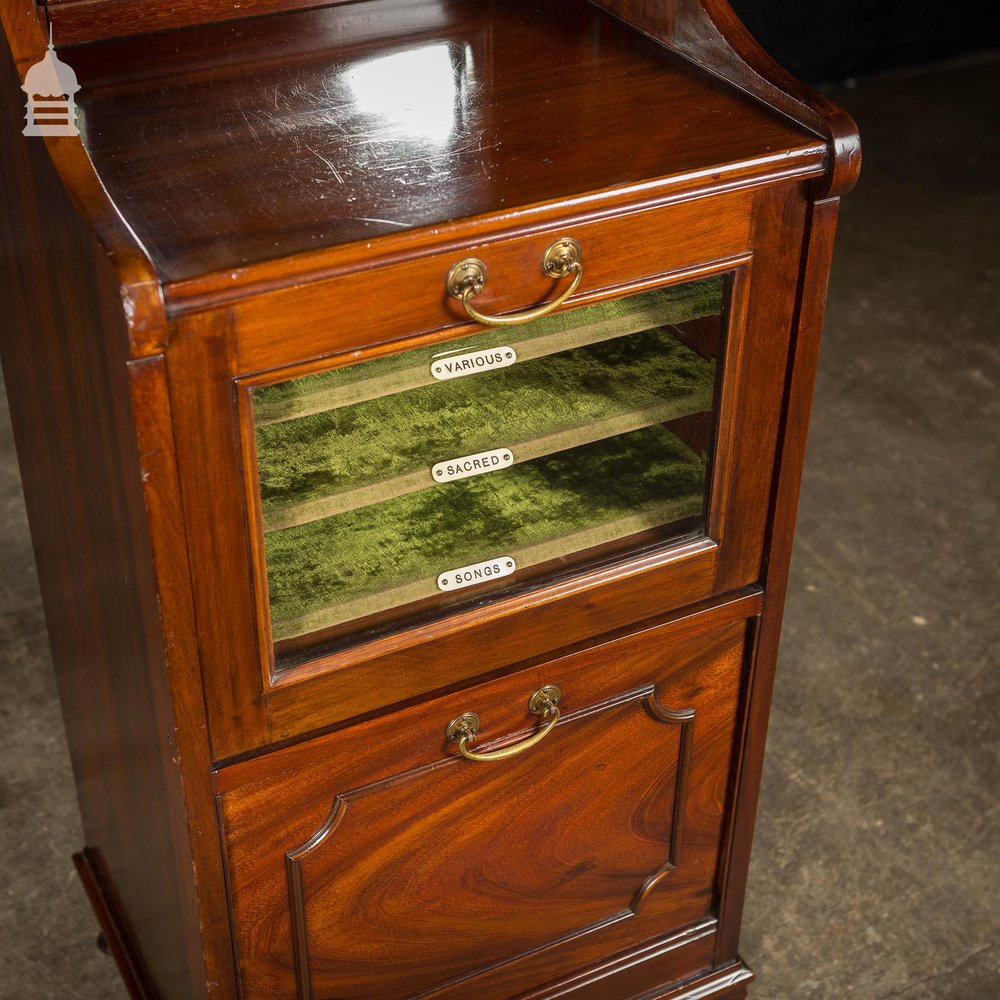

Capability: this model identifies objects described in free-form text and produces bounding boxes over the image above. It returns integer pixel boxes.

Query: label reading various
[431,447,514,484]
[438,557,517,593]
[430,347,517,381]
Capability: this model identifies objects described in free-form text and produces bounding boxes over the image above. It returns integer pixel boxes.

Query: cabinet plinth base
[73,849,154,1000]
[656,964,754,1000]
[75,841,753,1000]
[540,948,753,1000]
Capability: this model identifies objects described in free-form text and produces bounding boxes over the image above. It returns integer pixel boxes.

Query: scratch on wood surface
[239,110,261,147]
[354,216,409,229]
[305,143,344,183]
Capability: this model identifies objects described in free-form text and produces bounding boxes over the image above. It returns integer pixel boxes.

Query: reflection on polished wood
[68,0,825,283]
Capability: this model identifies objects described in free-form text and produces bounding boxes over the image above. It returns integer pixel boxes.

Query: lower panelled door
[217,595,759,1000]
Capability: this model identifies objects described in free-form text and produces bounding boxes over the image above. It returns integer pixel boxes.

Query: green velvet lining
[253,277,724,425]
[265,425,706,639]
[255,325,715,524]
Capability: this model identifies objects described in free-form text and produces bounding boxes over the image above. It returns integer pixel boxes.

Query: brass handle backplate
[446,239,582,327]
[445,685,562,762]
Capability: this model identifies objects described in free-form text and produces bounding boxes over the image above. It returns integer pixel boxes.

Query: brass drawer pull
[446,685,562,762]
[446,239,583,327]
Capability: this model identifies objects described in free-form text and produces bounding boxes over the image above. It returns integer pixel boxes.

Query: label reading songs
[431,447,514,484]
[430,346,517,380]
[438,557,517,593]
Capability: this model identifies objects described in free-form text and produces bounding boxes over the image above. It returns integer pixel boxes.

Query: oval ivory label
[430,347,517,380]
[432,447,514,484]
[438,557,517,592]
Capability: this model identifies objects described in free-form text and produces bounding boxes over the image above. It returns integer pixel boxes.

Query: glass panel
[252,275,730,665]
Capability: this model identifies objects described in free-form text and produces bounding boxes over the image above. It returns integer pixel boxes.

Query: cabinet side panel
[0,29,209,1000]
[714,193,842,962]
[586,0,860,197]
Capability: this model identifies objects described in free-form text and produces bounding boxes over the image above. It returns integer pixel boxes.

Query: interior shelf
[265,424,707,642]
[254,280,721,530]
[253,279,721,426]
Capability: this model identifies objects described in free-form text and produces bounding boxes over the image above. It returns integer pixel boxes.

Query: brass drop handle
[445,685,562,762]
[446,239,583,327]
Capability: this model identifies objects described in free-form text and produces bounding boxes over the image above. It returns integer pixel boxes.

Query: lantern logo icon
[21,27,80,137]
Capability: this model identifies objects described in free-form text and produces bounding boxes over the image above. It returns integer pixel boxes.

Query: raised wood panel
[219,599,758,999]
[287,691,694,998]
[126,356,241,996]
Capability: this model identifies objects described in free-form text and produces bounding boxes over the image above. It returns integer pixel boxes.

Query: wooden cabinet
[0,0,858,997]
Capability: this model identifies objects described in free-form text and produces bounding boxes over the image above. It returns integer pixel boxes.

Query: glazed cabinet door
[247,272,732,668]
[216,594,760,1000]
[168,184,808,758]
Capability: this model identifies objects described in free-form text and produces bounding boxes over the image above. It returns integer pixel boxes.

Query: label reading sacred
[432,447,514,484]
[438,557,517,593]
[430,346,517,381]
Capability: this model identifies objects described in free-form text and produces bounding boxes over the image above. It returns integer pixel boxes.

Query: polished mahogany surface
[3,0,855,993]
[67,0,824,284]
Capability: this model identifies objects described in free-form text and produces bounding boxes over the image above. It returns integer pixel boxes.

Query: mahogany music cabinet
[0,0,859,997]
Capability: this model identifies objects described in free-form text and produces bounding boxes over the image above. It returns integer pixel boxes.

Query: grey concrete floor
[1,56,998,1000]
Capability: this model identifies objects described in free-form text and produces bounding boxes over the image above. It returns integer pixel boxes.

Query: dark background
[729,0,1000,82]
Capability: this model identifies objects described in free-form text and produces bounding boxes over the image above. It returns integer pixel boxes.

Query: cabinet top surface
[67,0,825,286]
